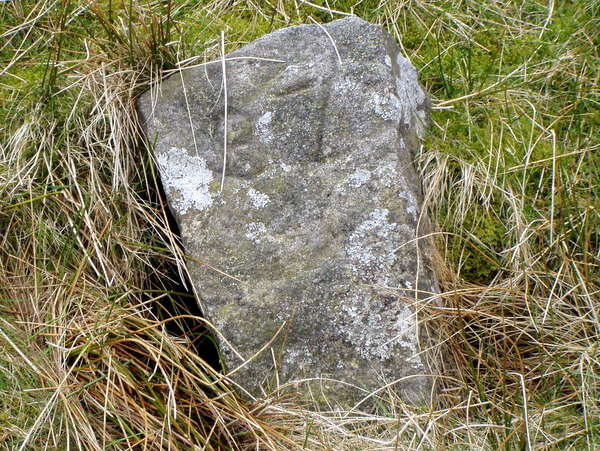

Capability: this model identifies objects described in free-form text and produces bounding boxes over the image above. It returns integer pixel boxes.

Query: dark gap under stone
[144,171,222,372]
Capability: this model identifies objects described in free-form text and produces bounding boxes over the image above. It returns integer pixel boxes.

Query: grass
[1,0,598,449]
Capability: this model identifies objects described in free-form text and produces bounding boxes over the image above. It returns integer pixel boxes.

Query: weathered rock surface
[138,17,439,407]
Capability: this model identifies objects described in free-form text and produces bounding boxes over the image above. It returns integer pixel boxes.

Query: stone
[137,16,439,407]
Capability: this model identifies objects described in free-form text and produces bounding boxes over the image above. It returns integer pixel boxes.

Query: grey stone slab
[138,16,439,408]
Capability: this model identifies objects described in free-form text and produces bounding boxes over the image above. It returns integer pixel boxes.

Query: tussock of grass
[1,0,598,449]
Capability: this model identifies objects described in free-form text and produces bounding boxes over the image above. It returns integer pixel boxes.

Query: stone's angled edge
[137,16,441,408]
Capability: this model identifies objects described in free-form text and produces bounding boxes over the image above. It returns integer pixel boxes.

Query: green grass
[1,0,598,449]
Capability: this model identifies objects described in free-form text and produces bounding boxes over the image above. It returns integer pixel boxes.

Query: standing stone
[138,17,439,407]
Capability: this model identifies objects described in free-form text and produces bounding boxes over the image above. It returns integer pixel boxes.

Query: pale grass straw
[1,0,598,449]
[297,0,354,17]
[308,16,342,65]
[0,318,40,373]
[220,30,227,192]
[179,67,201,157]
[510,371,532,451]
[549,129,556,246]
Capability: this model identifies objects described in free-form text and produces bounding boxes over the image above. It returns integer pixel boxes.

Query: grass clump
[0,316,56,448]
[1,0,598,449]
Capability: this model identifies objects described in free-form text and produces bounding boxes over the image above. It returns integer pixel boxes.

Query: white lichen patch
[244,222,266,244]
[384,55,392,67]
[280,162,291,173]
[256,111,273,144]
[283,346,314,372]
[395,54,427,106]
[414,108,429,139]
[340,290,422,365]
[386,306,424,368]
[394,54,428,136]
[370,92,402,121]
[347,169,371,188]
[247,188,270,209]
[332,77,359,97]
[346,209,397,277]
[374,160,396,188]
[399,189,418,222]
[156,147,214,215]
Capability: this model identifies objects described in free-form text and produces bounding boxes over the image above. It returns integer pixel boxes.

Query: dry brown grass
[1,0,598,449]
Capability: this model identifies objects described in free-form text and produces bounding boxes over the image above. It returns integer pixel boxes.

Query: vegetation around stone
[1,0,598,449]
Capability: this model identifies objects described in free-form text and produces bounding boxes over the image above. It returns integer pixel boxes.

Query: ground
[0,1,598,449]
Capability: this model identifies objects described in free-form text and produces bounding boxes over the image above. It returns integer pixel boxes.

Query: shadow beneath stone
[144,173,222,372]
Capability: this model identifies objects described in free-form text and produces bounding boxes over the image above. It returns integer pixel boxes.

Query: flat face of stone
[138,17,438,406]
